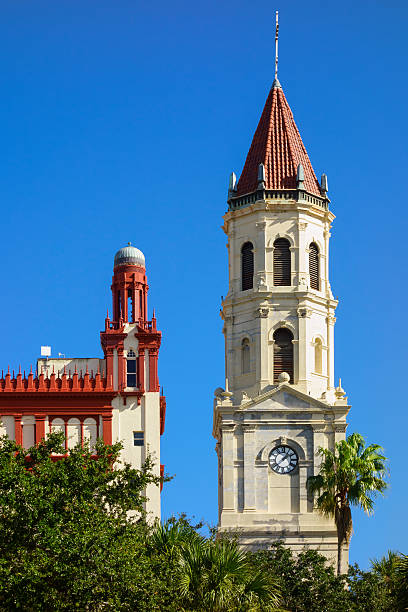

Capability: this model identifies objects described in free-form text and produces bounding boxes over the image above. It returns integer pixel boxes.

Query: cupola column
[121,289,127,322]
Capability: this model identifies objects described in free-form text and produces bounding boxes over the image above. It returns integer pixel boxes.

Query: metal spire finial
[274,11,279,81]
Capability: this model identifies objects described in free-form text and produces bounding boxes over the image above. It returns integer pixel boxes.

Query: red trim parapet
[0,368,113,393]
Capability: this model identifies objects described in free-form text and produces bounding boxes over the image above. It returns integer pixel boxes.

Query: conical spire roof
[236,81,321,197]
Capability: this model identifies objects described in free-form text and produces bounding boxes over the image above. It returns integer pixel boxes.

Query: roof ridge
[278,89,320,191]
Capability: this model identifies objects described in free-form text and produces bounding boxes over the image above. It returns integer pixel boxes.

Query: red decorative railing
[103,317,157,333]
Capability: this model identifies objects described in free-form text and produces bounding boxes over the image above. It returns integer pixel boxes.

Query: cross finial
[275,11,279,81]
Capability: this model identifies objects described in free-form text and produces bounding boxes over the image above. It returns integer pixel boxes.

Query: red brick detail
[137,349,145,393]
[102,412,113,445]
[117,345,125,391]
[236,84,321,197]
[34,414,46,443]
[160,395,166,435]
[148,349,159,392]
[111,264,149,324]
[14,414,22,445]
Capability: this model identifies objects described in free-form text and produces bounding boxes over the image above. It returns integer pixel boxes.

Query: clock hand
[276,452,289,466]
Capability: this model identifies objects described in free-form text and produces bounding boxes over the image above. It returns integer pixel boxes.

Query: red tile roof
[236,80,321,197]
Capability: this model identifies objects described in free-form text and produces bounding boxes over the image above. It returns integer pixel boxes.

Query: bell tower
[213,29,350,569]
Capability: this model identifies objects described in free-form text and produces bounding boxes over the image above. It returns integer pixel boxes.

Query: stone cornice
[223,197,335,230]
[222,290,338,311]
[215,383,351,412]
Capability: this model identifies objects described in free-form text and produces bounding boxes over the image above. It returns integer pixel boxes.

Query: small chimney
[296,164,304,189]
[257,163,266,189]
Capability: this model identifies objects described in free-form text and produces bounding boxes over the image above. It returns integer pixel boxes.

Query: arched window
[84,418,98,452]
[241,242,254,291]
[273,238,291,286]
[309,242,319,290]
[314,337,322,374]
[67,418,81,449]
[273,328,294,383]
[127,288,133,322]
[50,417,66,450]
[241,338,250,374]
[127,349,137,387]
[1,415,15,441]
[22,415,35,449]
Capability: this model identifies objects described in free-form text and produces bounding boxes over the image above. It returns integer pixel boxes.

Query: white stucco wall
[111,390,161,520]
[37,357,105,378]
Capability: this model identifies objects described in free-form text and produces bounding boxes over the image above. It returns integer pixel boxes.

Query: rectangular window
[127,359,137,387]
[133,431,144,447]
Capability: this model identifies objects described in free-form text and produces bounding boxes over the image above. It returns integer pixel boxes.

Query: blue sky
[0,0,406,568]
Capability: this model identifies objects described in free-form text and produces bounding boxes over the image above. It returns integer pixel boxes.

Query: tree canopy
[0,432,405,611]
[0,432,169,611]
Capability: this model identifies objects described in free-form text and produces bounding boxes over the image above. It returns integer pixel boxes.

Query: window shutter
[241,242,254,291]
[309,243,319,290]
[273,328,294,383]
[273,238,291,286]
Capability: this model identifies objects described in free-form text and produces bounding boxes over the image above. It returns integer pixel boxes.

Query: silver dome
[114,243,145,268]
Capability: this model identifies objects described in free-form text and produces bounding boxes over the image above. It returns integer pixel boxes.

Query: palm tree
[395,553,408,610]
[149,520,203,561]
[370,550,400,592]
[307,432,388,575]
[178,537,281,611]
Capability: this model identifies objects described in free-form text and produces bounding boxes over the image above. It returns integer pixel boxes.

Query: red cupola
[111,243,148,323]
[101,244,162,399]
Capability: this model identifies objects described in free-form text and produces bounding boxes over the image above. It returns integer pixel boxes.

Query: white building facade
[213,77,350,568]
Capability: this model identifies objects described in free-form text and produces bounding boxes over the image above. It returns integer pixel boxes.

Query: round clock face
[269,445,298,474]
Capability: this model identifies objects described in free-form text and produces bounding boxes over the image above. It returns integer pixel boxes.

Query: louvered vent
[309,243,319,290]
[273,328,294,383]
[241,242,254,291]
[273,238,291,286]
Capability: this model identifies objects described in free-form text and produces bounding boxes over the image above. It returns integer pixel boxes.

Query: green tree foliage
[370,550,401,603]
[177,537,281,611]
[307,432,388,575]
[0,432,173,611]
[249,542,408,612]
[347,563,396,611]
[395,553,408,611]
[0,432,404,611]
[149,521,281,611]
[249,543,349,612]
[0,434,281,611]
